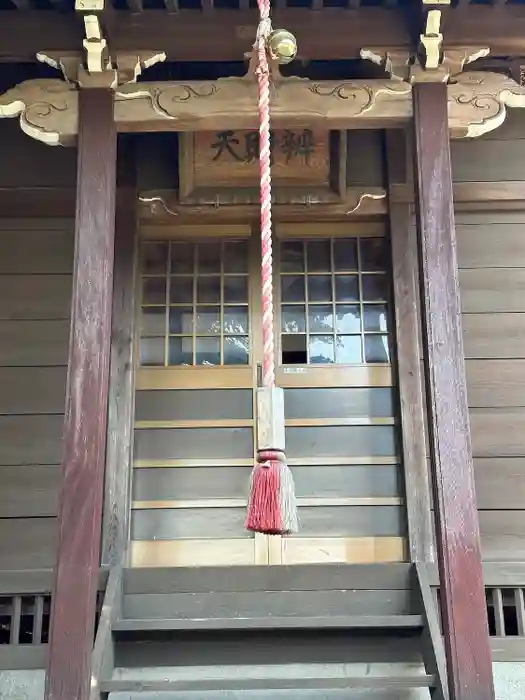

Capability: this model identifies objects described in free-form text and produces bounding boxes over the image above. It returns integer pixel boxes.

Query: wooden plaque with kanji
[179,129,346,204]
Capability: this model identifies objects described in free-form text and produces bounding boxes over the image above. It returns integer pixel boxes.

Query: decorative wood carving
[1,72,525,144]
[138,187,388,221]
[448,72,525,137]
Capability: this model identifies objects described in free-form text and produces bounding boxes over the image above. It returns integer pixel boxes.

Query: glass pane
[169,337,193,365]
[141,242,168,275]
[169,277,193,304]
[362,274,388,301]
[335,275,359,302]
[197,276,221,303]
[335,335,362,364]
[169,307,193,334]
[224,241,248,273]
[197,242,221,274]
[224,336,249,365]
[282,334,307,364]
[309,335,335,364]
[142,277,166,305]
[333,239,358,271]
[363,304,389,332]
[307,240,331,272]
[196,306,220,334]
[224,307,249,334]
[170,242,194,274]
[309,305,334,333]
[140,337,165,366]
[196,337,220,365]
[281,305,306,334]
[336,304,361,333]
[281,275,305,302]
[224,276,248,303]
[308,275,332,302]
[141,307,165,335]
[360,238,388,272]
[365,335,390,363]
[281,241,304,273]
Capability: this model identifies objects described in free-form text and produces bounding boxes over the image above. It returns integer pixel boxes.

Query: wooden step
[101,674,436,692]
[113,614,424,632]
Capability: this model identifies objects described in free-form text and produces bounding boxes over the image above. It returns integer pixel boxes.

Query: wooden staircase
[91,563,448,700]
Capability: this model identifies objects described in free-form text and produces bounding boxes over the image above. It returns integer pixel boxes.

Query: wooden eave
[2,4,525,62]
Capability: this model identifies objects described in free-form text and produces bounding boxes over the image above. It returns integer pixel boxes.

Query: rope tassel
[246,1,298,535]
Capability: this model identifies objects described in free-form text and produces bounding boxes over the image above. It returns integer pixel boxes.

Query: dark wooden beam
[102,136,138,567]
[412,81,495,700]
[3,7,525,63]
[45,89,117,700]
[386,130,433,564]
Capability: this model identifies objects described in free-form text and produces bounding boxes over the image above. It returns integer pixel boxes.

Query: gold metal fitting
[268,29,297,65]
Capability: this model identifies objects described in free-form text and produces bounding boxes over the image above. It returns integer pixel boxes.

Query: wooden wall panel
[0,122,76,189]
[466,360,525,408]
[462,313,525,359]
[474,459,525,510]
[455,204,525,563]
[0,218,73,571]
[451,110,525,182]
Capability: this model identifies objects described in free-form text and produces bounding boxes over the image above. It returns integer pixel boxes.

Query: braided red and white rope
[256,0,275,389]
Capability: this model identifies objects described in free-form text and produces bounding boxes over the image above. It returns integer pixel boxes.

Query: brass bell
[267,29,297,65]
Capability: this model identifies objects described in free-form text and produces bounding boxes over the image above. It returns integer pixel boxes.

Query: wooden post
[102,136,137,567]
[386,130,433,564]
[45,88,117,700]
[412,81,495,700]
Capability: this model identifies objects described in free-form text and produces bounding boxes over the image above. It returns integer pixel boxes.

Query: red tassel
[246,459,283,534]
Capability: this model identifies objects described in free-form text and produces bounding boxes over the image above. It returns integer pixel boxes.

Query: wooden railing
[429,562,525,661]
[0,569,108,671]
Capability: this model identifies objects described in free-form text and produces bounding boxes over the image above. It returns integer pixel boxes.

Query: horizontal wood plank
[132,464,402,502]
[135,389,253,422]
[0,227,73,274]
[471,409,525,458]
[130,537,406,567]
[466,360,525,408]
[131,506,405,541]
[0,275,72,320]
[480,511,525,561]
[458,222,525,269]
[0,415,64,465]
[123,589,413,620]
[459,269,525,313]
[474,458,525,510]
[123,563,413,594]
[0,518,57,569]
[452,140,525,182]
[463,314,525,359]
[0,320,70,366]
[0,464,59,517]
[0,367,66,415]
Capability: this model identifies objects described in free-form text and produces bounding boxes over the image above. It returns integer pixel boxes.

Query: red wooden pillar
[412,81,495,700]
[45,89,117,700]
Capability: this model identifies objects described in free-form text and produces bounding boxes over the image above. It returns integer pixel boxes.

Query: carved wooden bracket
[0,72,524,146]
[360,47,490,83]
[36,0,166,88]
[37,51,167,89]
